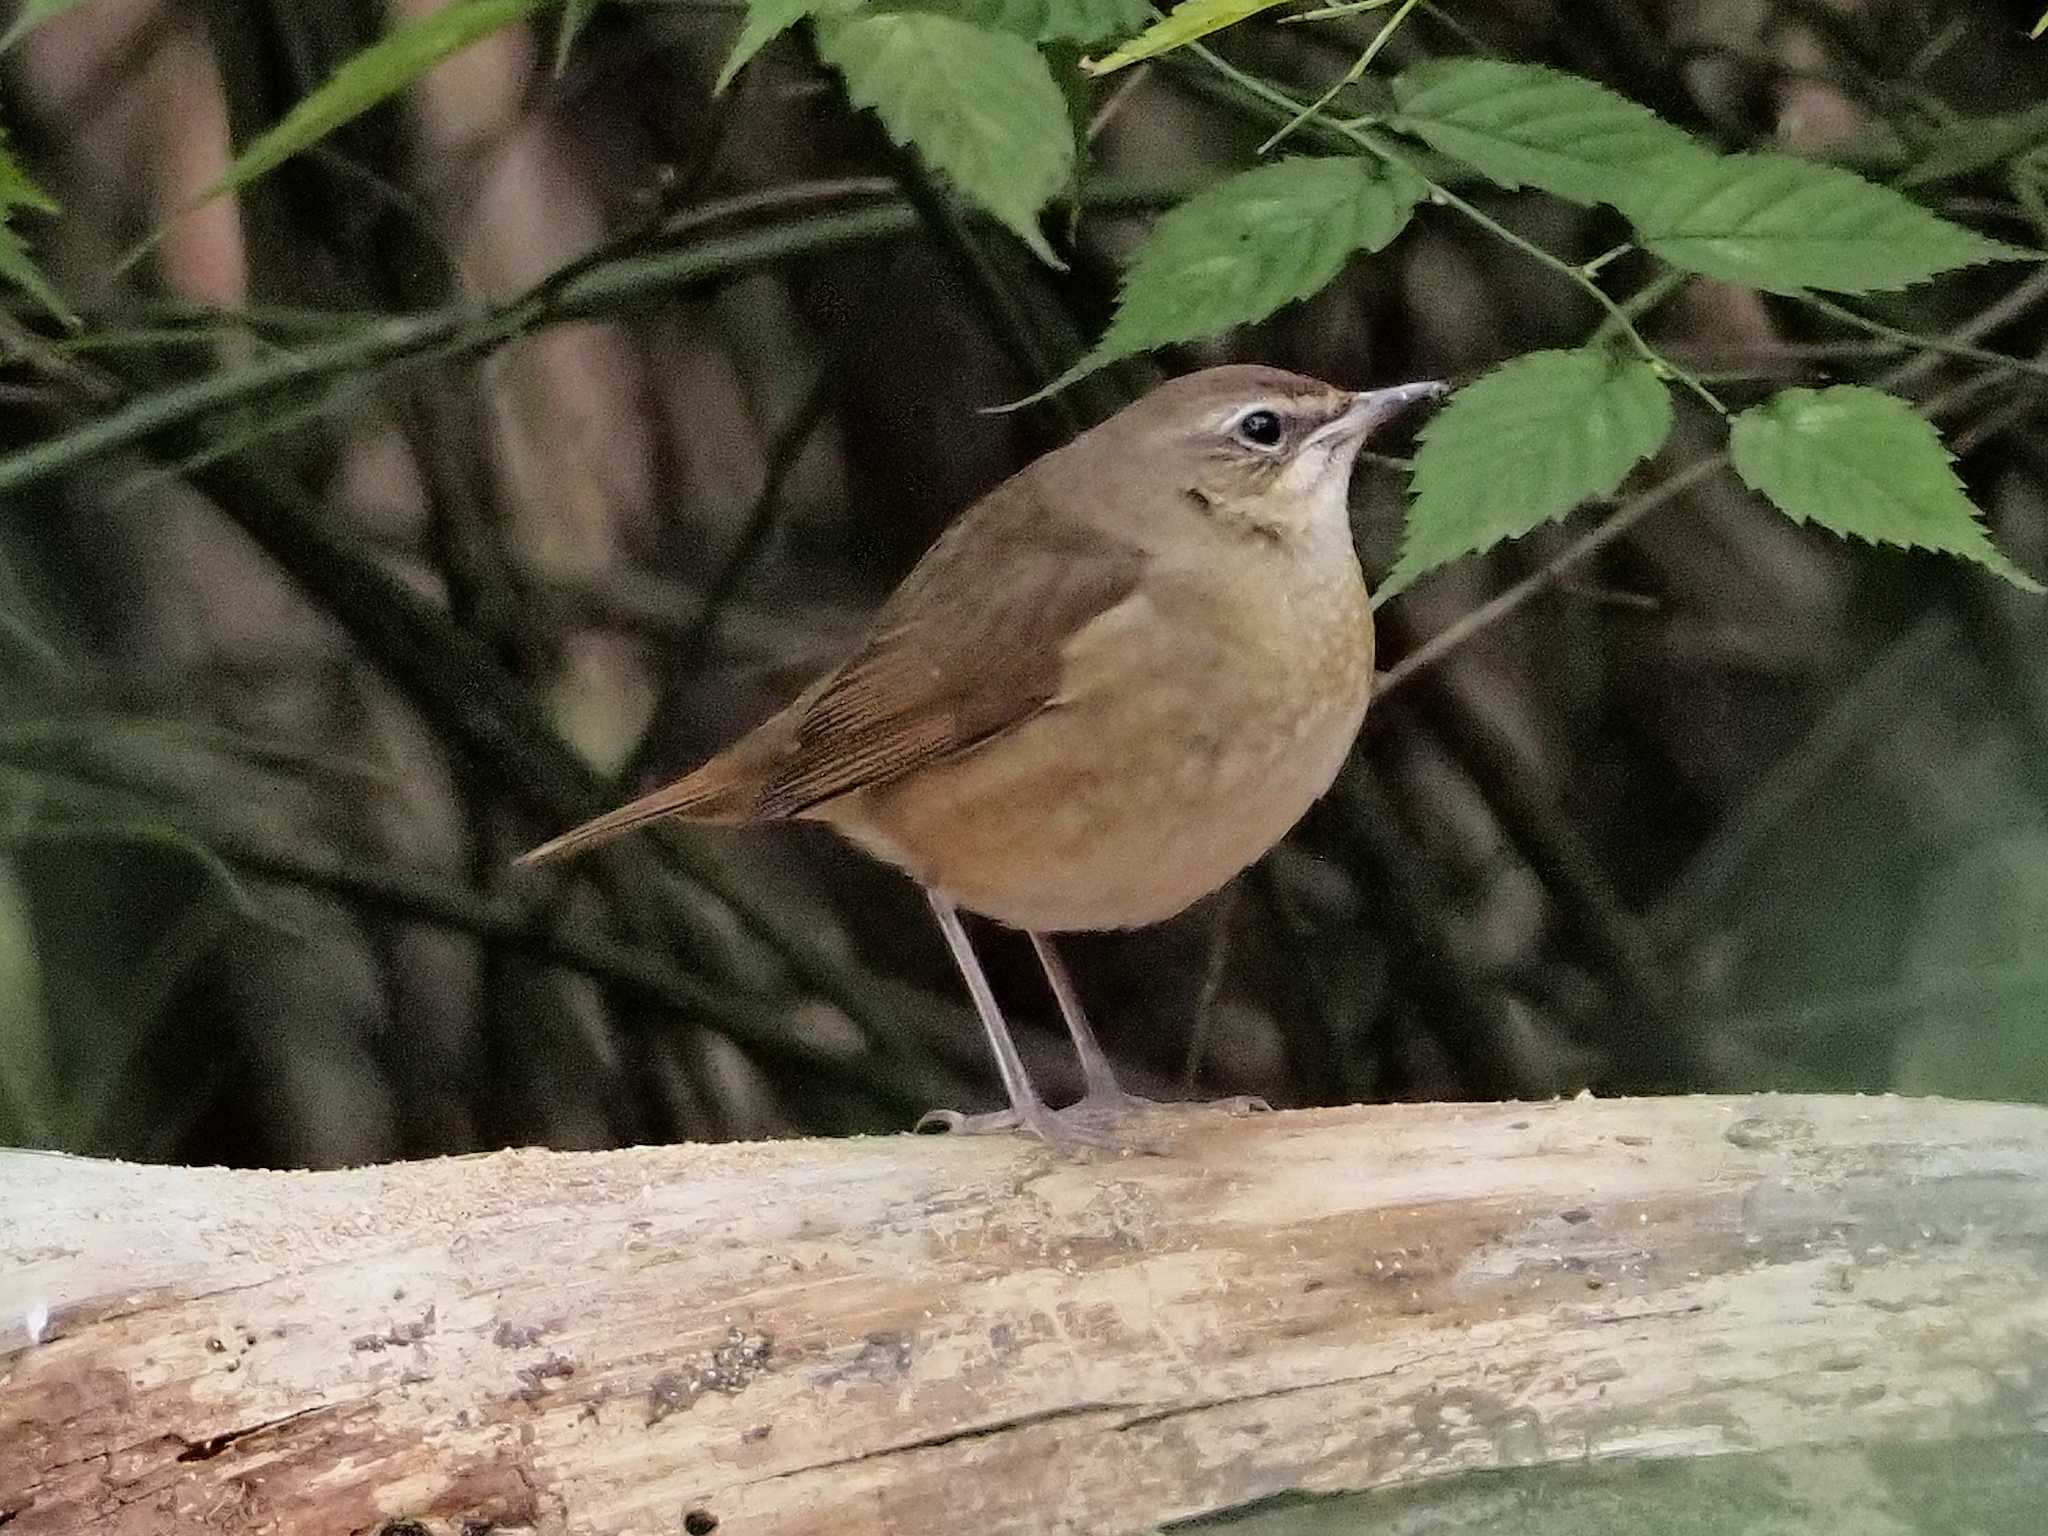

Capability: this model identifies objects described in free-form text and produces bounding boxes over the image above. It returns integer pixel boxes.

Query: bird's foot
[915,1100,1159,1156]
[915,1090,1266,1154]
[1075,1089,1272,1120]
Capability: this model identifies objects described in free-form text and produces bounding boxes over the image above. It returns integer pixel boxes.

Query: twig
[1260,0,1421,157]
[0,209,917,499]
[1183,41,1727,415]
[1396,685,1700,1086]
[1087,65,1151,141]
[1245,862,1366,1103]
[1380,268,2048,695]
[607,360,843,800]
[161,448,956,1091]
[1875,266,2048,396]
[1321,765,1531,1098]
[1375,454,1726,699]
[1180,882,1240,1094]
[209,835,954,1109]
[1806,291,2048,387]
[884,142,1086,437]
[1649,610,1958,944]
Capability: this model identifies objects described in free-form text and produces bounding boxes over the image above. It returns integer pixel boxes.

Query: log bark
[4,1095,2046,1535]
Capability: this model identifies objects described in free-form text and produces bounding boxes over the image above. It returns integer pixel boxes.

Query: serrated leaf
[1729,385,2042,593]
[197,0,542,207]
[887,0,1150,44]
[1382,348,1672,598]
[1084,0,1292,75]
[1390,58,1709,209]
[817,11,1074,265]
[1042,157,1421,394]
[715,0,836,92]
[0,0,89,54]
[1624,151,2026,295]
[717,0,1148,96]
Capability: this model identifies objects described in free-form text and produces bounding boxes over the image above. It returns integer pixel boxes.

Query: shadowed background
[3,0,2045,1167]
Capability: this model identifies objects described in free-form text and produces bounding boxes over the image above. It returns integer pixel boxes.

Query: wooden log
[4,1095,2046,1535]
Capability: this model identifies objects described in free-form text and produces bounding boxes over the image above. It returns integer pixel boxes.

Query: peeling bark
[3,1097,2047,1534]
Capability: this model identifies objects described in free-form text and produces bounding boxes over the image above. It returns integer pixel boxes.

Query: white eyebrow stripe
[1217,400,1286,433]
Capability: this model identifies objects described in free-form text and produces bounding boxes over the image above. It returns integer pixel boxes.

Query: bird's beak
[1311,379,1448,446]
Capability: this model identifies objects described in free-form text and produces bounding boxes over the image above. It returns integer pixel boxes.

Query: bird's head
[1049,364,1444,548]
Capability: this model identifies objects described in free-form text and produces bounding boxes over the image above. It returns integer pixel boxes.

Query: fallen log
[4,1094,2046,1534]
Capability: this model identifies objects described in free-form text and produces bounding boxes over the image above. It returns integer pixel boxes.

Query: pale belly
[827,578,1375,931]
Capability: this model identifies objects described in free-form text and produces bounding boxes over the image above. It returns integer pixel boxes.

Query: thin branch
[210,836,953,1109]
[607,361,842,799]
[1180,882,1241,1094]
[1649,610,1959,944]
[1381,268,2048,695]
[1182,41,1727,414]
[1874,265,2048,396]
[1804,290,2048,387]
[1375,454,1726,699]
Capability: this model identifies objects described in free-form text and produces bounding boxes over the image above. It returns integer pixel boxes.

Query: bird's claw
[916,1099,1157,1155]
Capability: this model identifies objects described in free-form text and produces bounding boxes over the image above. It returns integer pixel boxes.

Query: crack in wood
[727,1398,1140,1490]
[174,1405,332,1463]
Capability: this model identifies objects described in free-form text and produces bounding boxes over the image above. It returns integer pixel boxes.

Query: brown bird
[519,365,1443,1148]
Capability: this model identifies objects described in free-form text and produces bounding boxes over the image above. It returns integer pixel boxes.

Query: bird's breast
[834,545,1376,932]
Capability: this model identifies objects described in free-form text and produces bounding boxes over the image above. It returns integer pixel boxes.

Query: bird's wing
[754,473,1146,817]
[515,474,1146,866]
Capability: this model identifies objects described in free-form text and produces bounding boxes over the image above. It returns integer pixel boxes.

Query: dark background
[3,0,2046,1167]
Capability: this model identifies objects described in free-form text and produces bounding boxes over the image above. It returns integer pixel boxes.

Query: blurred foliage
[0,0,2046,1168]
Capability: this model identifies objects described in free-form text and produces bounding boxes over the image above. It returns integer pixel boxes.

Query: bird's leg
[1030,931,1271,1123]
[918,893,1131,1152]
[1027,932,1152,1115]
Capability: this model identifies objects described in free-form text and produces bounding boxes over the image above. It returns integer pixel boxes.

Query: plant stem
[1375,453,1728,698]
[1184,41,1728,415]
[1260,0,1422,156]
[1804,292,2048,386]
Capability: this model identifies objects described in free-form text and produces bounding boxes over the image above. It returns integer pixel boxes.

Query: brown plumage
[515,471,1145,859]
[518,364,1444,1147]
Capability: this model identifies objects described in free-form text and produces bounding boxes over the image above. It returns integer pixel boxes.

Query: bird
[518,364,1444,1149]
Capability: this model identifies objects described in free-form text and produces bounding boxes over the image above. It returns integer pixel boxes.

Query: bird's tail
[514,763,761,867]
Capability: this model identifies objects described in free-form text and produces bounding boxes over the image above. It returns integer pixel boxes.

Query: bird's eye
[1235,409,1283,448]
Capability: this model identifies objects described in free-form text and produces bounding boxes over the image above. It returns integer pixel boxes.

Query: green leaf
[886,0,1151,44]
[554,0,606,74]
[1624,151,2027,295]
[0,133,71,326]
[1382,348,1673,599]
[196,0,542,208]
[1083,0,1293,75]
[1390,58,1709,209]
[715,0,837,93]
[1729,385,2042,592]
[1048,156,1422,391]
[0,0,90,54]
[816,11,1075,265]
[717,0,1149,98]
